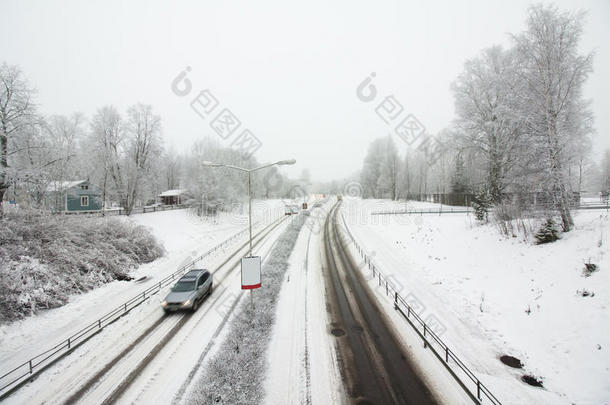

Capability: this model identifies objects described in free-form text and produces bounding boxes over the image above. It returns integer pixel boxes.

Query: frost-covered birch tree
[512,4,594,231]
[452,46,522,202]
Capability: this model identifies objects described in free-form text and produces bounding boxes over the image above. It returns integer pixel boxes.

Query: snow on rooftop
[158,189,188,197]
[46,180,86,192]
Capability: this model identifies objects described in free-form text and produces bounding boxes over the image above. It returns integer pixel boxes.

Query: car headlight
[161,301,167,307]
[182,299,192,307]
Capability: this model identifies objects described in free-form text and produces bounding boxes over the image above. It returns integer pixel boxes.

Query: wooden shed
[158,189,189,206]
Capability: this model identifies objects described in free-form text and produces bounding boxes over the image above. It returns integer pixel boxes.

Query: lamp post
[201,159,296,312]
[202,159,296,255]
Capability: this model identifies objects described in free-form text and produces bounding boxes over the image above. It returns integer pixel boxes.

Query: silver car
[161,269,213,312]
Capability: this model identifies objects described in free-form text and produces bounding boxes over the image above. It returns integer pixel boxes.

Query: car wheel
[192,300,199,312]
[208,283,213,295]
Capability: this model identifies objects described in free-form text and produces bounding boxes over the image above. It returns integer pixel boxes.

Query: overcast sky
[1,0,608,182]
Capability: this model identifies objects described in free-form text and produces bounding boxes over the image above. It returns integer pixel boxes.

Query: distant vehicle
[284,204,300,215]
[302,202,308,210]
[162,269,212,312]
[337,195,342,201]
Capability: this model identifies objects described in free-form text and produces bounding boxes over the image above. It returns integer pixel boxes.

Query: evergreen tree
[450,152,469,193]
[535,218,561,244]
[472,187,492,222]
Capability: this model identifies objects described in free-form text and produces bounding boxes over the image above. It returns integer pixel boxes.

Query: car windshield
[172,280,196,292]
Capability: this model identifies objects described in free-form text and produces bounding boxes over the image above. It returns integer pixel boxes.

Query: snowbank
[343,198,610,404]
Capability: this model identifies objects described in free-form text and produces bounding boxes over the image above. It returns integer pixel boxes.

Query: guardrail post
[378,273,381,286]
[445,347,449,362]
[394,292,398,309]
[98,319,101,328]
[67,337,71,349]
[385,280,388,296]
[477,380,481,400]
[29,360,33,374]
[124,303,127,312]
[423,324,427,348]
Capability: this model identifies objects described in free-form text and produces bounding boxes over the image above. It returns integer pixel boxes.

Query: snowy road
[3,214,289,404]
[322,201,439,405]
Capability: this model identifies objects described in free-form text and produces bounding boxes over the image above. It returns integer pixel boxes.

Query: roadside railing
[339,211,502,405]
[371,202,610,217]
[0,217,274,399]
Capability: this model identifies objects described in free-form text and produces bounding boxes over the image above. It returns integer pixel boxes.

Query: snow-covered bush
[534,217,561,244]
[583,261,598,277]
[472,189,492,222]
[0,209,164,323]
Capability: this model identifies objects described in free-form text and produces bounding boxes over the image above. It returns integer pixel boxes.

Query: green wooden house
[46,180,102,212]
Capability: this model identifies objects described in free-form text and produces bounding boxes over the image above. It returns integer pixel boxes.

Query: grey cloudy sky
[1,0,608,181]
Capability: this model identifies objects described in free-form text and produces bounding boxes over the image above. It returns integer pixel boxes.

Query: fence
[339,212,502,405]
[372,207,473,215]
[103,204,188,216]
[404,193,474,207]
[0,220,262,399]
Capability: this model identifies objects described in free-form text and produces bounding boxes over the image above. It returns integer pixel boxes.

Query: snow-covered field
[0,200,285,399]
[342,198,610,404]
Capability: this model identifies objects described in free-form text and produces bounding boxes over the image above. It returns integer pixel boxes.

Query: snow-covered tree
[600,149,610,194]
[512,4,594,231]
[451,151,469,193]
[452,46,522,202]
[360,136,401,199]
[123,103,162,214]
[0,62,37,211]
[89,106,125,210]
[377,136,400,200]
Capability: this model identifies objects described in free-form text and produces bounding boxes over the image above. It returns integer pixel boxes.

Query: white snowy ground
[342,198,610,404]
[0,200,284,397]
[263,200,344,405]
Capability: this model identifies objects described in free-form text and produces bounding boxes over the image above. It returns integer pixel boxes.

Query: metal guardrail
[339,211,502,405]
[0,218,268,399]
[372,202,610,216]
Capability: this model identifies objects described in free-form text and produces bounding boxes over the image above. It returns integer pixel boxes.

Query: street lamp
[201,159,296,256]
[202,159,296,314]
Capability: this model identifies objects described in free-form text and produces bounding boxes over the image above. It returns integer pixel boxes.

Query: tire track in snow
[107,216,288,404]
[323,202,438,405]
[57,217,286,405]
[171,228,284,404]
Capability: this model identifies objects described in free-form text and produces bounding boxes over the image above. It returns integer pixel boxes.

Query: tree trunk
[0,124,8,213]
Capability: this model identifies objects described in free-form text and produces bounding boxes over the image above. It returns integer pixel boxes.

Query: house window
[81,196,89,207]
[81,185,88,190]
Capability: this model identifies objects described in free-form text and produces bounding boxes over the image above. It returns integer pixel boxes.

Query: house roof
[46,180,87,192]
[159,189,189,197]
